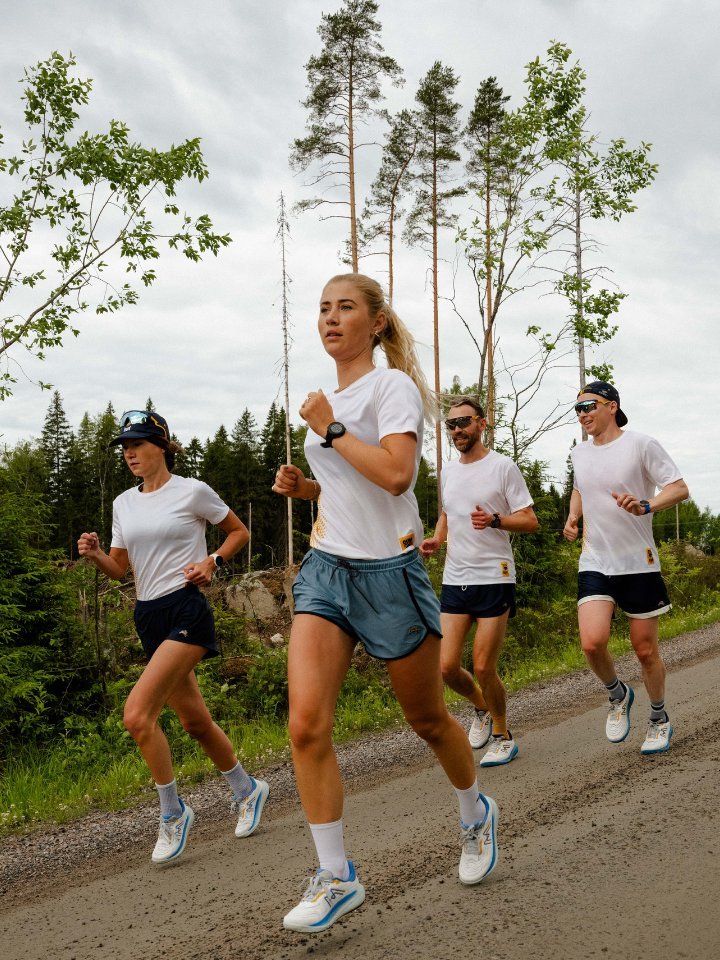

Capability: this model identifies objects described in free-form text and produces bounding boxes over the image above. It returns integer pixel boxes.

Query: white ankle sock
[309,819,349,879]
[455,782,488,826]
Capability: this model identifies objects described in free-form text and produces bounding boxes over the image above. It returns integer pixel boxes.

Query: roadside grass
[2,599,718,837]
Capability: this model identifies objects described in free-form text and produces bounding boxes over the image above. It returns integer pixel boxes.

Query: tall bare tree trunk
[574,182,587,441]
[348,70,358,271]
[388,197,395,304]
[485,162,495,449]
[432,133,442,507]
[278,193,293,565]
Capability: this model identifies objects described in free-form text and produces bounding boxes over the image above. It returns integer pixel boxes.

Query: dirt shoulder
[1,623,719,960]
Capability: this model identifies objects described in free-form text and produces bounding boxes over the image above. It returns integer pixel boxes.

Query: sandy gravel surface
[1,623,719,960]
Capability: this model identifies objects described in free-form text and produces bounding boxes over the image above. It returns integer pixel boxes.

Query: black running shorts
[133,584,218,660]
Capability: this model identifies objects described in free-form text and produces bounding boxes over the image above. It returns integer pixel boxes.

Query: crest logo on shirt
[399,532,415,550]
[500,561,510,577]
[646,549,655,566]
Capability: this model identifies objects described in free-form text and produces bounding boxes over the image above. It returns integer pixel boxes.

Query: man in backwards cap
[563,382,688,754]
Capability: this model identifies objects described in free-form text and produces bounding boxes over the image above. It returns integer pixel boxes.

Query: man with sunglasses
[564,381,688,754]
[421,398,538,766]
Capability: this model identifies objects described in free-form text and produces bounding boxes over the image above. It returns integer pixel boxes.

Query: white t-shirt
[441,451,534,585]
[571,430,682,575]
[305,367,424,559]
[111,474,229,600]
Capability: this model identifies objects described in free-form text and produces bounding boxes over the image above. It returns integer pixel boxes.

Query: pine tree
[355,108,419,301]
[291,0,402,268]
[405,62,464,498]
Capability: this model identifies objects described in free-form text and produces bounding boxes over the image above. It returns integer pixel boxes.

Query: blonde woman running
[78,410,269,864]
[273,274,499,934]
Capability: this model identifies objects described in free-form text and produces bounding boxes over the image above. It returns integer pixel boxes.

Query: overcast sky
[2,0,718,512]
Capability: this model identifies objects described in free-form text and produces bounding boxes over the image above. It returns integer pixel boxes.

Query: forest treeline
[4,390,718,567]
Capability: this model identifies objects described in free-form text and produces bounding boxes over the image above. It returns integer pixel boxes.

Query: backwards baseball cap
[578,381,628,427]
[108,410,170,447]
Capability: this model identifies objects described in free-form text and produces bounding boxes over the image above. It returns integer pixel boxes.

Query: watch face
[329,422,344,436]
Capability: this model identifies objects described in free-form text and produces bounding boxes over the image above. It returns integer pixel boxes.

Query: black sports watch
[639,500,652,515]
[321,421,347,448]
[490,513,502,529]
[210,553,224,567]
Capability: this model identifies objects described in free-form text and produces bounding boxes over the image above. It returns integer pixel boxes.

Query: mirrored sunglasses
[445,415,482,430]
[574,398,612,415]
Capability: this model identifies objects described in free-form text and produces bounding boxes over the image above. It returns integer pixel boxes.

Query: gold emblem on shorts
[500,561,510,577]
[399,532,415,550]
[646,549,655,566]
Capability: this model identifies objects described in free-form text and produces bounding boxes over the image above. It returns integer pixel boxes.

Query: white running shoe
[468,710,493,749]
[283,861,365,933]
[641,719,673,754]
[232,778,270,838]
[459,796,499,885]
[605,684,634,742]
[151,800,194,864]
[479,735,518,767]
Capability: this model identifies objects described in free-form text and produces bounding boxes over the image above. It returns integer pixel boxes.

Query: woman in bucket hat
[78,409,269,863]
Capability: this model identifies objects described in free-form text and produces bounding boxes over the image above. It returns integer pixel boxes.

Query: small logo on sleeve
[646,549,655,566]
[500,561,510,577]
[399,532,415,550]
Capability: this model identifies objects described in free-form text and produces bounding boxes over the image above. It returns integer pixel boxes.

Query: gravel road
[1,623,719,960]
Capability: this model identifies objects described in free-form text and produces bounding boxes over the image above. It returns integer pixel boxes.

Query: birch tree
[457,71,577,448]
[527,42,657,403]
[0,52,231,400]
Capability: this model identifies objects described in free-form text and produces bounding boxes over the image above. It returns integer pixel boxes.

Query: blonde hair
[326,273,437,422]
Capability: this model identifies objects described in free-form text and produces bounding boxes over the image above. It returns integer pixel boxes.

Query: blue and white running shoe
[479,735,518,767]
[233,778,269,838]
[606,684,634,742]
[283,860,365,933]
[151,799,194,864]
[469,710,493,750]
[459,795,499,885]
[641,719,673,754]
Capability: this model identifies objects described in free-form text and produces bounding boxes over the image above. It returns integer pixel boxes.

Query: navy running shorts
[440,582,517,619]
[577,570,671,619]
[292,548,442,661]
[133,584,218,660]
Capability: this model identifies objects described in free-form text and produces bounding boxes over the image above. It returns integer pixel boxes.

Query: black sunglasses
[574,398,612,416]
[445,415,482,431]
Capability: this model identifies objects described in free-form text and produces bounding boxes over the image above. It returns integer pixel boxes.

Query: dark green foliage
[0,491,88,748]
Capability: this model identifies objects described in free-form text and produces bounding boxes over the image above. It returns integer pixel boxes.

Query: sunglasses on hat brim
[119,410,169,441]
